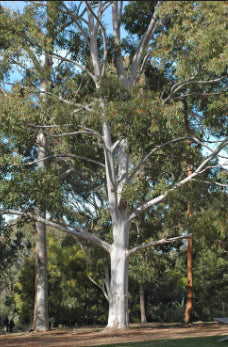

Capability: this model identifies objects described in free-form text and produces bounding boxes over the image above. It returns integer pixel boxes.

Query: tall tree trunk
[107,218,130,328]
[184,181,193,323]
[32,5,53,325]
[184,237,193,323]
[102,121,130,329]
[140,284,147,323]
[33,132,49,331]
[184,107,193,323]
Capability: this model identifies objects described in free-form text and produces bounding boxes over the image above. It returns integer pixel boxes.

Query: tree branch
[48,53,98,85]
[51,126,101,138]
[128,136,197,182]
[76,237,109,302]
[192,178,228,188]
[163,75,228,104]
[127,1,163,88]
[112,1,127,84]
[129,136,228,220]
[172,90,227,101]
[129,234,192,255]
[85,1,108,76]
[0,209,111,252]
[60,2,90,46]
[25,153,105,168]
[36,90,96,113]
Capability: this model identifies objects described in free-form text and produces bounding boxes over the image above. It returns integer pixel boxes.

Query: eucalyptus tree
[1,1,228,329]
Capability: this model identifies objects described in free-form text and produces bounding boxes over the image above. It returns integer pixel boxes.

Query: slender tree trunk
[140,284,147,323]
[34,218,49,331]
[184,107,193,323]
[184,237,193,323]
[32,228,38,330]
[32,8,53,326]
[184,169,193,324]
[33,132,49,331]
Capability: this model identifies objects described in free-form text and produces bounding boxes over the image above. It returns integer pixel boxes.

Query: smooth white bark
[108,218,130,328]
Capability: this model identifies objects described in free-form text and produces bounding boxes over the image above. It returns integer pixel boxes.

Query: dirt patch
[0,322,227,347]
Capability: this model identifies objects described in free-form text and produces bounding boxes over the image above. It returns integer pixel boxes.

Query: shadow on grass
[87,336,228,347]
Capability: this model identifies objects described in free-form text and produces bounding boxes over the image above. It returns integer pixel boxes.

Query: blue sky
[1,1,128,35]
[1,1,129,89]
[2,1,25,11]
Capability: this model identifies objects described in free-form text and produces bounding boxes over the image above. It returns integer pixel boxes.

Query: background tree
[14,230,108,327]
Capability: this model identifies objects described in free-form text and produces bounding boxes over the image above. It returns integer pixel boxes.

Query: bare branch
[129,136,228,182]
[51,126,101,138]
[26,123,73,129]
[129,136,228,221]
[26,153,105,168]
[135,51,152,84]
[129,234,192,255]
[192,179,228,188]
[0,86,8,97]
[163,75,228,104]
[0,209,111,252]
[110,140,120,153]
[112,1,127,84]
[51,131,93,137]
[48,53,98,85]
[76,237,109,301]
[60,2,90,46]
[36,91,96,113]
[85,1,108,76]
[60,154,105,168]
[128,137,194,182]
[173,90,227,101]
[78,125,102,138]
[87,274,109,301]
[127,1,163,88]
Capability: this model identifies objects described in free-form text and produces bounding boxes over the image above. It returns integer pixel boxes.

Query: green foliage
[14,258,35,325]
[192,243,228,321]
[96,76,130,101]
[14,233,108,326]
[129,247,187,323]
[123,1,158,37]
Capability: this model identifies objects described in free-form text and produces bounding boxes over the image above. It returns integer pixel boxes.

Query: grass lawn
[95,336,228,347]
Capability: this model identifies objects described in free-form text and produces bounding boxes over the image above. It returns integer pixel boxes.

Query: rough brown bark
[184,109,193,323]
[184,237,193,323]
